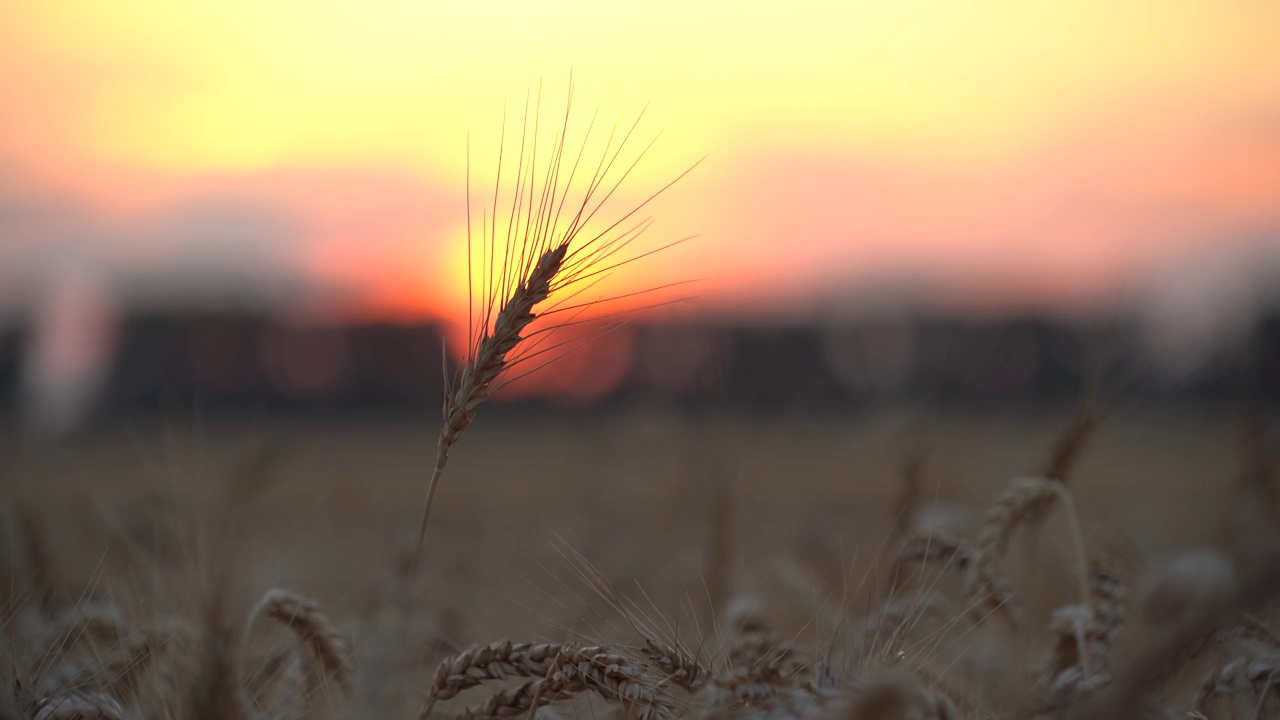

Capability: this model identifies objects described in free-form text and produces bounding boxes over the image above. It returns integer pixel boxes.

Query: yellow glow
[11,0,1280,174]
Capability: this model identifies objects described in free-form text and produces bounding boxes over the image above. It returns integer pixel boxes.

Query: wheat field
[2,405,1277,720]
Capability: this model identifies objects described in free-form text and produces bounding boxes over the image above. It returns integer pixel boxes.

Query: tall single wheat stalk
[409,79,701,576]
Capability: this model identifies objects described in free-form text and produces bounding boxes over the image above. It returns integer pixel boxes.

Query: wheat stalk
[408,81,700,577]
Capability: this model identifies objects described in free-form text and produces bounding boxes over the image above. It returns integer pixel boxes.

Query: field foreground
[1,408,1276,720]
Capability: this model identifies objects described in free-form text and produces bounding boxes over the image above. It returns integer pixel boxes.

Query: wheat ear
[1038,556,1129,711]
[424,641,571,710]
[454,645,674,720]
[963,476,1060,628]
[407,83,701,577]
[1196,655,1280,714]
[244,588,354,694]
[641,638,708,692]
[412,241,568,578]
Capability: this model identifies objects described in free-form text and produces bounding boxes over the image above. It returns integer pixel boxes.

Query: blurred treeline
[2,307,1278,429]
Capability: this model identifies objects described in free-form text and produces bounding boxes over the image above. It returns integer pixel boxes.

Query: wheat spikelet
[699,606,812,714]
[455,674,570,720]
[1087,555,1129,667]
[455,644,673,720]
[425,641,570,707]
[1039,565,1125,715]
[1043,555,1129,684]
[726,633,804,680]
[247,588,353,694]
[412,241,568,577]
[1195,655,1280,713]
[964,476,1063,628]
[641,638,707,692]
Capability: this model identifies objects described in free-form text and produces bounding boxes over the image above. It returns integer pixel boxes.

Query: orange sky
[4,0,1280,332]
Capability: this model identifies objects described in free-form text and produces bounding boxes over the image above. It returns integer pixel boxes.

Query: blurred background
[3,0,1280,435]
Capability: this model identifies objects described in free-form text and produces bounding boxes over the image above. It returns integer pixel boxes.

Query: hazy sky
[4,0,1280,328]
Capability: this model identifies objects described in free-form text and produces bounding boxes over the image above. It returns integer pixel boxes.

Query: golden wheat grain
[246,588,353,694]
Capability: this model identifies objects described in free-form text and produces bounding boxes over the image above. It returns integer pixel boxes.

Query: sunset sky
[4,0,1280,333]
